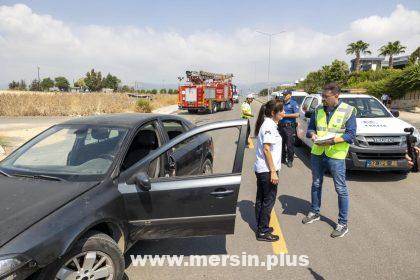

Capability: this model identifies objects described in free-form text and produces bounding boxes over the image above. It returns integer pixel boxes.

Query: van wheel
[35,232,124,280]
[202,159,213,175]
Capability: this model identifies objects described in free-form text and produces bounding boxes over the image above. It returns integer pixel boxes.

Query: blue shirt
[280,99,299,123]
[306,102,357,144]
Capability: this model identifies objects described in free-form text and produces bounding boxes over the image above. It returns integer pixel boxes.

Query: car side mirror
[305,111,313,118]
[391,110,399,117]
[128,172,151,191]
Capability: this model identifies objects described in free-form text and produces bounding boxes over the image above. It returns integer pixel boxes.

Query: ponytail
[254,99,284,137]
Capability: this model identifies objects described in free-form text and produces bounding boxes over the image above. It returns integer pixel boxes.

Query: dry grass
[0,91,177,116]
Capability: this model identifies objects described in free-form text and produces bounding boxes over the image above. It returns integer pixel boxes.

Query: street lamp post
[256,31,285,101]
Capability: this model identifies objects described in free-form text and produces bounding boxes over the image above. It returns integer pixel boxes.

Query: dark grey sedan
[0,113,249,280]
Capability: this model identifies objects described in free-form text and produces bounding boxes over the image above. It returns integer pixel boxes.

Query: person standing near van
[254,99,284,242]
[278,90,300,167]
[302,83,356,238]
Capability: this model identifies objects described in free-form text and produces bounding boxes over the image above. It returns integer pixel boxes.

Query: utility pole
[256,31,286,101]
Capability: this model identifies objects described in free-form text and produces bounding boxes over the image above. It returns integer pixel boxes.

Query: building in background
[350,55,410,72]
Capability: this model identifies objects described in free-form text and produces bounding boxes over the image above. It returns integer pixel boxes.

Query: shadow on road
[237,200,256,232]
[278,194,336,228]
[308,267,326,280]
[294,146,407,183]
[124,235,227,268]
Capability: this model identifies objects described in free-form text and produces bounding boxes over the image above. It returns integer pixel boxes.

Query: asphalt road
[0,104,419,279]
[124,101,420,280]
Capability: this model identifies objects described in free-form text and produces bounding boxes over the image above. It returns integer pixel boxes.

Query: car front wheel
[35,232,124,280]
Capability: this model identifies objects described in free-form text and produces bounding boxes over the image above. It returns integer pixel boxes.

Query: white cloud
[0,3,419,87]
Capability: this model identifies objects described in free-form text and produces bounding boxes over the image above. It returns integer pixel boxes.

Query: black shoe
[255,227,274,236]
[287,161,293,168]
[256,232,280,242]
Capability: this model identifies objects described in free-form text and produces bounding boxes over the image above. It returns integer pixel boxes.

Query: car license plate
[366,160,398,168]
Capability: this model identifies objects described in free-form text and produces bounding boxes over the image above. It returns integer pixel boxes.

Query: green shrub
[365,64,420,98]
[135,99,152,113]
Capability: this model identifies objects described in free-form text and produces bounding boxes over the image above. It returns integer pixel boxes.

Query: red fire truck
[178,70,237,114]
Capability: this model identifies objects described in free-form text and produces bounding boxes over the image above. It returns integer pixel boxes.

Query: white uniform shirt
[254,118,282,173]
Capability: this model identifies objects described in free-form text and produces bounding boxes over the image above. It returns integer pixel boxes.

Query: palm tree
[378,41,407,69]
[346,40,372,71]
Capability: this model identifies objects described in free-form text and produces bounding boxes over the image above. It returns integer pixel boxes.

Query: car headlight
[355,135,368,146]
[0,255,31,278]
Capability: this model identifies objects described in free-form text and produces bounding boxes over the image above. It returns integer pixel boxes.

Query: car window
[162,120,187,140]
[0,125,128,180]
[152,126,240,180]
[302,97,312,112]
[340,97,391,118]
[309,98,319,112]
[121,122,161,174]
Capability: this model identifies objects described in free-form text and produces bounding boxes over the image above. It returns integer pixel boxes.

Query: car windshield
[0,125,128,180]
[340,97,391,118]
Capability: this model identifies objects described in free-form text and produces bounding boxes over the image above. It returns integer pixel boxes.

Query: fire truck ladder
[185,70,234,84]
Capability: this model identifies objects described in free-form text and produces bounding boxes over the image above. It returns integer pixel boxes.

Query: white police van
[296,93,420,172]
[271,91,309,106]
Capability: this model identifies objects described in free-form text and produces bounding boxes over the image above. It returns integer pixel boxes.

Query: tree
[379,41,407,69]
[408,46,420,65]
[29,79,42,91]
[322,59,349,86]
[168,88,173,94]
[102,73,121,90]
[160,88,167,94]
[40,77,54,91]
[151,89,158,94]
[74,77,86,89]
[54,76,70,91]
[84,69,103,92]
[346,40,371,72]
[8,80,19,90]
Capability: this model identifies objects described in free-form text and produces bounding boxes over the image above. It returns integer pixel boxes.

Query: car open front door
[118,119,249,240]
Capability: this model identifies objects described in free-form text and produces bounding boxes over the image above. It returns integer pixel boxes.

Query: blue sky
[0,1,419,87]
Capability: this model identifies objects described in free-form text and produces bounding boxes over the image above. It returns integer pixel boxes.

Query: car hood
[356,117,415,136]
[0,177,99,247]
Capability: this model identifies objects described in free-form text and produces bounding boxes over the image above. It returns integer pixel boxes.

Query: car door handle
[210,189,234,198]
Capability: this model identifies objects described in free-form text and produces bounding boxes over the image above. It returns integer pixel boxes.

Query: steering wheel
[96,154,114,161]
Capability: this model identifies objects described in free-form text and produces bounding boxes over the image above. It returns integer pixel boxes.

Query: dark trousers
[255,172,278,233]
[278,125,296,162]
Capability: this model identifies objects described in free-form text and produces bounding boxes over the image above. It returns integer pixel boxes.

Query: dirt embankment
[0,91,177,116]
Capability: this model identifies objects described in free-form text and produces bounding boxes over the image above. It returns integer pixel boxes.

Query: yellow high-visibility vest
[241,102,252,119]
[311,102,355,159]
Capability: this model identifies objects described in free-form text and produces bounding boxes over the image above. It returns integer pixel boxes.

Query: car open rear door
[118,119,249,240]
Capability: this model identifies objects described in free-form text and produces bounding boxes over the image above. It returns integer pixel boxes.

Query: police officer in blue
[278,90,300,167]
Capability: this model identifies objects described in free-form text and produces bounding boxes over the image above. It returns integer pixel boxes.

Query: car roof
[308,93,374,99]
[60,113,187,128]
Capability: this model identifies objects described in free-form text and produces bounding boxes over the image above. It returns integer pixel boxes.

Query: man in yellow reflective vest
[241,94,255,147]
[302,83,357,238]
[241,93,254,119]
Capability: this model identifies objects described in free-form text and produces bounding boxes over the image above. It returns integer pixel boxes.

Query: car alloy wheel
[55,251,115,280]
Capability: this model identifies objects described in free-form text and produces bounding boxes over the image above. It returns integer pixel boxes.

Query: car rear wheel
[35,232,124,280]
[201,159,213,175]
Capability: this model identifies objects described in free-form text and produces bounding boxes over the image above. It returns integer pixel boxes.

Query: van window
[309,98,319,112]
[302,97,312,112]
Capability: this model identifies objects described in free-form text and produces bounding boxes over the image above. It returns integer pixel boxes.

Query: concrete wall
[393,90,420,110]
